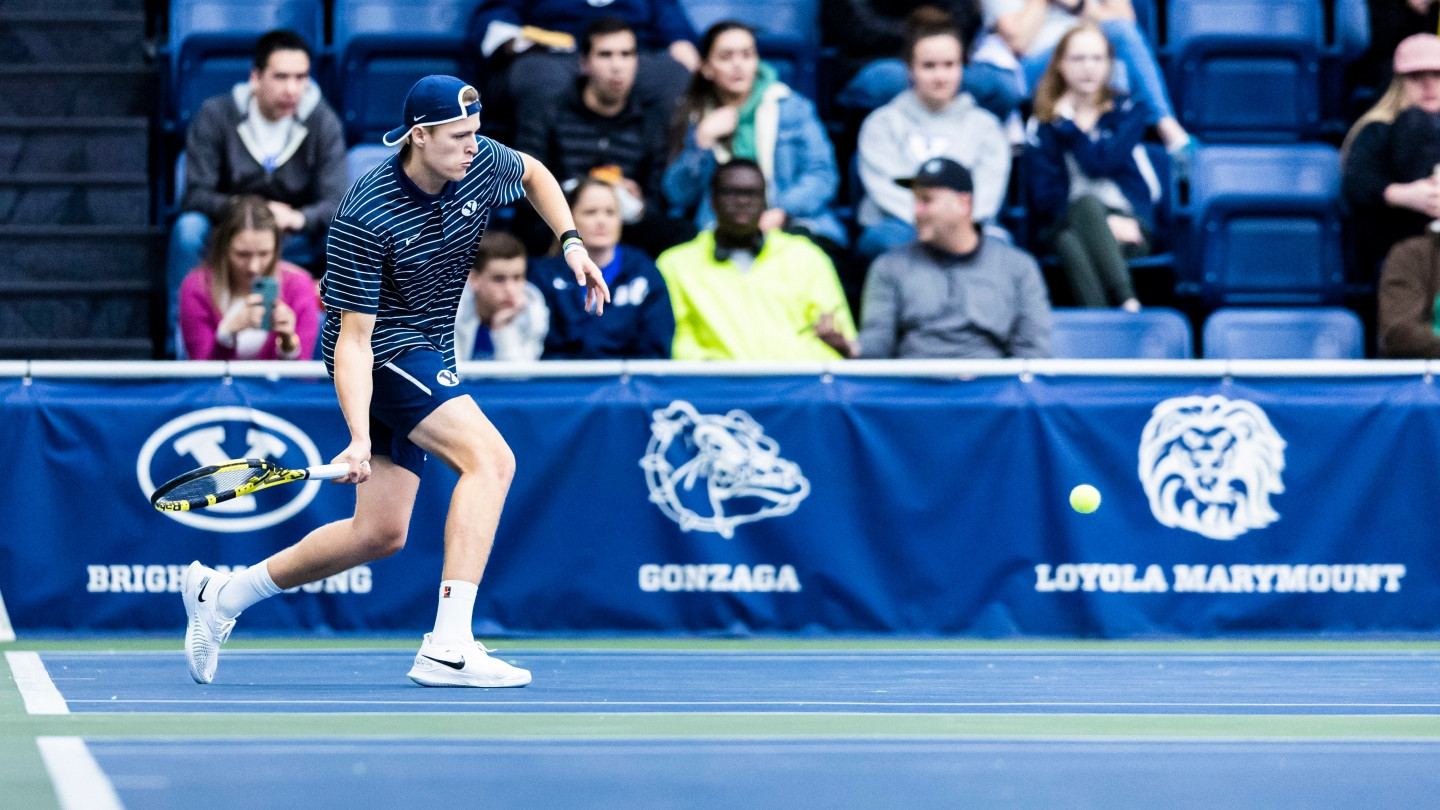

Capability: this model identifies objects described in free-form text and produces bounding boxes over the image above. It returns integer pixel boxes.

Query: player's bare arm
[332,309,376,484]
[520,152,612,314]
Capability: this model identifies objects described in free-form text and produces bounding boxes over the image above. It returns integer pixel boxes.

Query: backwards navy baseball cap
[896,157,974,194]
[381,75,482,147]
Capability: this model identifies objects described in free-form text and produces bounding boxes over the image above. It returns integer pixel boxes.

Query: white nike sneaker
[182,561,235,684]
[406,633,531,688]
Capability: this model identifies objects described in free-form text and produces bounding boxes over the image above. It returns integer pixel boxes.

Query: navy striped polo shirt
[319,137,526,375]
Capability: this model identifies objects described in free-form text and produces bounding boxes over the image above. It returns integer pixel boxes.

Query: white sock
[431,580,478,647]
[215,561,282,621]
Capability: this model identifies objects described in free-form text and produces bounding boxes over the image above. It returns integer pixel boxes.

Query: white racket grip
[307,463,354,480]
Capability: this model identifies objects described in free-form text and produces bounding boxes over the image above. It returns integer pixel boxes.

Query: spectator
[839,158,1050,359]
[167,29,346,356]
[178,195,319,361]
[1347,0,1439,107]
[1343,33,1440,281]
[1026,24,1160,310]
[454,232,549,362]
[532,179,674,359]
[512,16,695,258]
[1377,232,1440,358]
[826,1,1023,121]
[856,7,1012,259]
[663,21,847,249]
[469,0,698,135]
[983,0,1192,158]
[658,159,856,361]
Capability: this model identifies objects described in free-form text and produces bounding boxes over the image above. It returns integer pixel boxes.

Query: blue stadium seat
[166,0,324,131]
[347,143,398,180]
[1165,0,1324,141]
[1179,144,1344,306]
[1050,307,1194,359]
[1201,307,1363,359]
[678,0,820,99]
[333,0,484,144]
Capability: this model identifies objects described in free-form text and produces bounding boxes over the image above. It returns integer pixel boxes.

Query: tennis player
[181,75,610,687]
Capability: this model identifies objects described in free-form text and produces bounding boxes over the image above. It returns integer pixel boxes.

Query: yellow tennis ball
[1069,484,1101,514]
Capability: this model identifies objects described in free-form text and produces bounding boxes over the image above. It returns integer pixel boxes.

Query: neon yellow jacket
[657,230,857,361]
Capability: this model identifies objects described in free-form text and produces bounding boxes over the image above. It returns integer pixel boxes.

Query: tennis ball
[1069,484,1101,514]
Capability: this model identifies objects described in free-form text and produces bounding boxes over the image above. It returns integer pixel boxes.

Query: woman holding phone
[178,194,320,360]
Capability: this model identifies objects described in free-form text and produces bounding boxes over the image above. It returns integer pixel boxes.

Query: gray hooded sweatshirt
[181,81,348,237]
[857,90,1010,227]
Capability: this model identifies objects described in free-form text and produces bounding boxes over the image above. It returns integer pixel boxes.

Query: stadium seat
[1178,144,1344,306]
[678,0,820,100]
[1165,0,1324,141]
[347,143,397,180]
[333,0,484,144]
[1201,307,1363,359]
[165,0,324,131]
[1050,307,1194,359]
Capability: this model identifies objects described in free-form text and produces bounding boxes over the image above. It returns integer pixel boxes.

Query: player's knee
[360,526,408,560]
[458,431,515,487]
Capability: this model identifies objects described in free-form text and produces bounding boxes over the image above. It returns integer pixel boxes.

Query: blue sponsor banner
[1,371,1438,636]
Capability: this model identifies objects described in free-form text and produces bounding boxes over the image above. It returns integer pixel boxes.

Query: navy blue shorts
[369,348,467,477]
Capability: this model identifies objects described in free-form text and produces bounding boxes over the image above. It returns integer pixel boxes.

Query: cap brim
[381,125,412,147]
[894,177,918,189]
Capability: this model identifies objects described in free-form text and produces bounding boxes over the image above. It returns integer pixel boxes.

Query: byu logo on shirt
[461,200,478,217]
[436,369,460,387]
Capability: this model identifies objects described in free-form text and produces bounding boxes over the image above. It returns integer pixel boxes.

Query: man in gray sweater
[822,158,1051,359]
[165,29,347,356]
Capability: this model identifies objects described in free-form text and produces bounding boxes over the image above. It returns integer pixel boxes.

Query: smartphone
[252,276,278,331]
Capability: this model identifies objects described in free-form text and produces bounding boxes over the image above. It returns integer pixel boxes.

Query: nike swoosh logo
[197,576,211,602]
[423,654,465,670]
[413,114,427,122]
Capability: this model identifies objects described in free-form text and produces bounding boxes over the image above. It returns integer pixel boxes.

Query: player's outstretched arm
[519,153,612,315]
[332,310,376,484]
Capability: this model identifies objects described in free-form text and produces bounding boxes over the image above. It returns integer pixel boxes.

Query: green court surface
[7,637,1440,809]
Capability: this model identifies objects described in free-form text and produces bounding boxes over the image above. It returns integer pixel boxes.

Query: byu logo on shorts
[1138,395,1287,540]
[436,369,460,387]
[640,401,810,538]
[461,200,478,217]
[137,407,325,533]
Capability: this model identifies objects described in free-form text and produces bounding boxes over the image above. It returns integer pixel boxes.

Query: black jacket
[512,79,670,211]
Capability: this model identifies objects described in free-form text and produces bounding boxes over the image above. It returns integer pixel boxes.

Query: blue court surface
[71,737,1440,809]
[31,648,1440,714]
[11,644,1440,809]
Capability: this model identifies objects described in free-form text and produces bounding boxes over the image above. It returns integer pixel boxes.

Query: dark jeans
[1046,195,1150,307]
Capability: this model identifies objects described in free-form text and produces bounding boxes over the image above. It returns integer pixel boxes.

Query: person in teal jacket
[662,21,847,248]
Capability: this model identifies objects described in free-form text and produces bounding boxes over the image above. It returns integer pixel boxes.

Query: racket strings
[157,467,265,506]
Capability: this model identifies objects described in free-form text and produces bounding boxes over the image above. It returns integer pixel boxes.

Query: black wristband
[560,229,582,243]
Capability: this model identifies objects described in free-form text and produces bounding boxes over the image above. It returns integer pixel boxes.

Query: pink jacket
[179,261,320,360]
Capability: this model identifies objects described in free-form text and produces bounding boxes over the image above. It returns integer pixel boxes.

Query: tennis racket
[150,458,351,512]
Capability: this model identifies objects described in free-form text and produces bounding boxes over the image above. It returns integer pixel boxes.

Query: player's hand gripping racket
[150,458,351,512]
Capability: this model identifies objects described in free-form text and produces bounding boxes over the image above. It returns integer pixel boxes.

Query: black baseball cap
[896,157,974,193]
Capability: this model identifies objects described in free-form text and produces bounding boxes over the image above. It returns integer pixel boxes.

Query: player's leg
[262,454,420,589]
[403,393,530,687]
[182,424,419,685]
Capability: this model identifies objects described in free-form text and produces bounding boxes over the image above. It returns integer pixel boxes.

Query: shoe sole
[182,562,212,685]
[406,667,531,688]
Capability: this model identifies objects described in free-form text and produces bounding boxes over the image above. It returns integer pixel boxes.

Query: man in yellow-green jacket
[657,158,856,361]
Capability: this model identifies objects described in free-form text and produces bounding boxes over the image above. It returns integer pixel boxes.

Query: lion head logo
[1138,395,1286,540]
[640,401,810,538]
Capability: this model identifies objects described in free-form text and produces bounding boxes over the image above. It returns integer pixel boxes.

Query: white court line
[36,737,124,810]
[0,584,13,642]
[61,699,1440,708]
[5,651,69,715]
